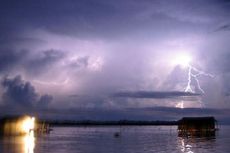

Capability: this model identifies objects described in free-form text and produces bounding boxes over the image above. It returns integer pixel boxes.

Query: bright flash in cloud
[172,52,213,93]
[88,57,104,71]
[172,53,192,68]
[176,101,184,109]
[172,52,213,108]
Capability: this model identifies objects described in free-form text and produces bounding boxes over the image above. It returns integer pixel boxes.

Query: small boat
[114,132,120,137]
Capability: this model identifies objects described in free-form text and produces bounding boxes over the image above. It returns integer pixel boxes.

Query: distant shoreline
[47,120,178,126]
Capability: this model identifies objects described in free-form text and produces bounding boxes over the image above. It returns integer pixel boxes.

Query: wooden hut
[178,117,217,137]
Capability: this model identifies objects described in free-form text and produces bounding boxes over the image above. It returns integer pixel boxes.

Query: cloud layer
[0,0,230,120]
[113,91,200,99]
[1,75,52,109]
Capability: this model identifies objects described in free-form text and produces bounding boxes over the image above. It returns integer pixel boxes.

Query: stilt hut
[178,117,217,137]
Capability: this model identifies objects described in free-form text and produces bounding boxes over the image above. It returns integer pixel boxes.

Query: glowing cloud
[172,52,213,108]
[172,53,192,68]
[172,53,213,93]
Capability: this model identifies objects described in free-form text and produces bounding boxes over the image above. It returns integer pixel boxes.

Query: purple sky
[0,0,230,122]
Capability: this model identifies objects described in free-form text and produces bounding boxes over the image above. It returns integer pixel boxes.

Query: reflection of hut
[178,117,217,137]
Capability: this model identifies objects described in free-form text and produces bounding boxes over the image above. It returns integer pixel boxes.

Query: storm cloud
[0,0,230,120]
[215,24,230,32]
[113,91,200,99]
[1,75,53,109]
[26,49,65,74]
[0,50,28,72]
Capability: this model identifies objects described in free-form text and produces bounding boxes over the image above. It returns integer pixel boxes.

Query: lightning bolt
[185,65,214,93]
[177,64,213,109]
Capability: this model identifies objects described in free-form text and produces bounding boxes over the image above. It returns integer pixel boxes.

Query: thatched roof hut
[178,116,217,137]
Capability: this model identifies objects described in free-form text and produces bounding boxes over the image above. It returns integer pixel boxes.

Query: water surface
[1,125,230,153]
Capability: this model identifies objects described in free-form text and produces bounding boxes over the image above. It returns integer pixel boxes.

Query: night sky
[0,0,230,122]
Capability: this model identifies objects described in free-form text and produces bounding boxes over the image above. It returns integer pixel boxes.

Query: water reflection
[180,138,194,153]
[1,131,35,153]
[1,126,227,153]
[0,116,36,153]
[179,136,216,153]
[24,131,35,153]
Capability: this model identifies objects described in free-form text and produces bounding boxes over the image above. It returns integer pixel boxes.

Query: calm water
[1,125,230,153]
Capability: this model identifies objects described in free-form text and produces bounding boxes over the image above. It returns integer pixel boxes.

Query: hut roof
[179,116,215,121]
[178,116,216,126]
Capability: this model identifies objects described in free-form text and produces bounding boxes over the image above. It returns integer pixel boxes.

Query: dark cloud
[0,0,229,120]
[132,107,221,115]
[163,66,187,90]
[68,56,89,69]
[0,49,28,72]
[214,24,230,32]
[3,0,226,39]
[1,75,53,109]
[113,91,200,99]
[37,94,53,108]
[69,94,80,98]
[4,107,227,124]
[1,75,38,107]
[30,49,64,66]
[125,107,230,123]
[26,49,65,73]
[0,0,118,38]
[0,48,65,76]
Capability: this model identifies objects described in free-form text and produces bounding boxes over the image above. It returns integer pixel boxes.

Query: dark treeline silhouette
[0,115,178,127]
[47,120,178,126]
